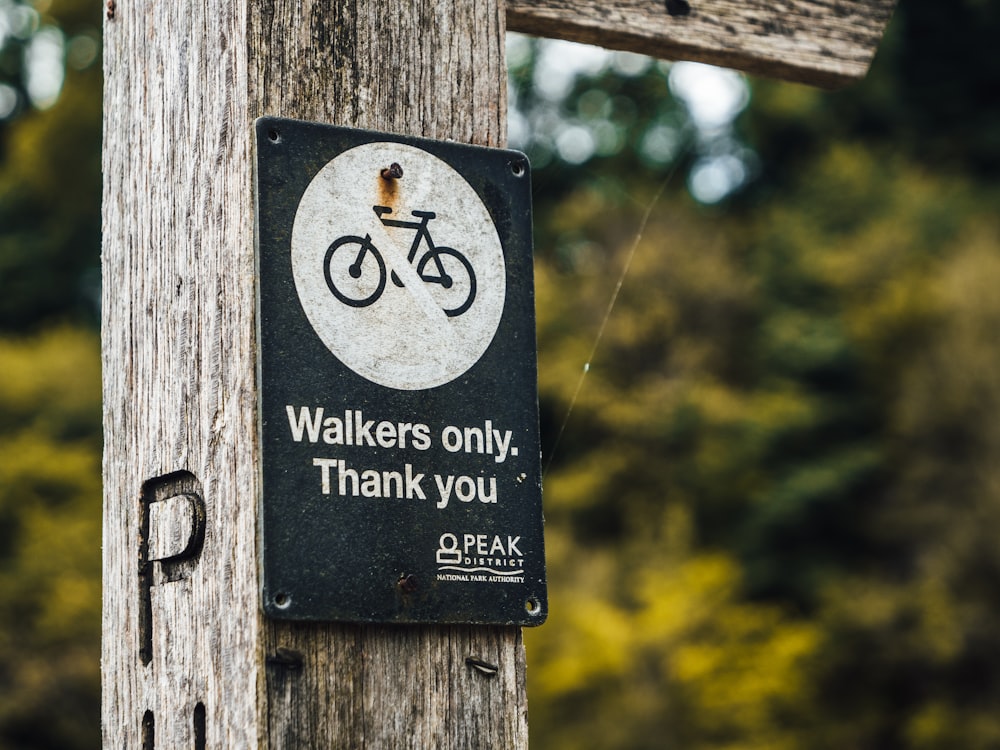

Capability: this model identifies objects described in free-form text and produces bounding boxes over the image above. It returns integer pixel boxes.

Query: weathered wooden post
[102,1,520,747]
[102,0,896,746]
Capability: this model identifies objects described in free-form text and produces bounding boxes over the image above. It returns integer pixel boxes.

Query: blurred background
[2,0,1000,747]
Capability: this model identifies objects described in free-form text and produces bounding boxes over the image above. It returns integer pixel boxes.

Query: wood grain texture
[103,0,524,747]
[507,0,898,87]
[249,0,526,747]
[148,493,199,561]
[102,0,259,743]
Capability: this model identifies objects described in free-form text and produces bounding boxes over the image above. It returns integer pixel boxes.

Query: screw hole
[274,592,291,609]
[525,597,541,615]
[268,128,281,143]
[511,161,525,177]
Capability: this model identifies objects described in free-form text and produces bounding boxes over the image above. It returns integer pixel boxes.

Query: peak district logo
[435,532,525,584]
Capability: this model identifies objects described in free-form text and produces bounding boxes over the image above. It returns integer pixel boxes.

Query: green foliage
[0,327,101,750]
[0,3,103,745]
[528,59,1000,743]
[0,0,102,331]
[507,37,701,219]
[742,0,1000,189]
[802,228,1000,749]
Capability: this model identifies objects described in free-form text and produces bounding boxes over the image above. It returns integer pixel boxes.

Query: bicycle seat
[372,205,393,217]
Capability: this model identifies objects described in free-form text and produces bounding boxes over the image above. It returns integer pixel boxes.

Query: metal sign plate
[254,117,546,625]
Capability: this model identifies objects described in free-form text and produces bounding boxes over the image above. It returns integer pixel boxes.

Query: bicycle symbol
[324,205,477,317]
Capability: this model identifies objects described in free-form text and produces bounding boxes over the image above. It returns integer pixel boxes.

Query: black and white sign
[292,141,507,391]
[254,118,546,625]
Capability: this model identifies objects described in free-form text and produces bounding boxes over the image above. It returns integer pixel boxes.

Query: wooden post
[102,0,522,747]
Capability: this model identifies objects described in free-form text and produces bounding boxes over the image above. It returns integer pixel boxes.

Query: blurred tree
[0,326,101,750]
[527,132,1000,747]
[528,188,822,747]
[0,0,102,331]
[741,0,1000,192]
[506,37,703,222]
[0,2,103,747]
[802,225,1000,750]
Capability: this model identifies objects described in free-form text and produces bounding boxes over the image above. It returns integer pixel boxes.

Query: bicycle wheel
[324,234,387,308]
[416,246,477,317]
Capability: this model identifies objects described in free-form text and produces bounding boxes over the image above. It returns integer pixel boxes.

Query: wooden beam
[506,0,898,88]
[102,0,525,746]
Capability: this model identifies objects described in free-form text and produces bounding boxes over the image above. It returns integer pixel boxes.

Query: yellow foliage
[528,131,1000,748]
[0,326,101,437]
[0,326,102,746]
[528,505,820,750]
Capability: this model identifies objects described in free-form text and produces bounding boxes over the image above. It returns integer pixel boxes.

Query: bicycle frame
[323,205,475,317]
[373,205,447,283]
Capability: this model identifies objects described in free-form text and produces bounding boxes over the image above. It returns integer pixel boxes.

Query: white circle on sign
[291,142,507,390]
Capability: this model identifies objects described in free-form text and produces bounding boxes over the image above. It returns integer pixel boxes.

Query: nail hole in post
[194,702,206,750]
[665,0,691,16]
[141,710,154,750]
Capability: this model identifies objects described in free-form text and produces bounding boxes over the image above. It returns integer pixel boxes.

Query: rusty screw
[397,573,418,593]
[381,162,403,180]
